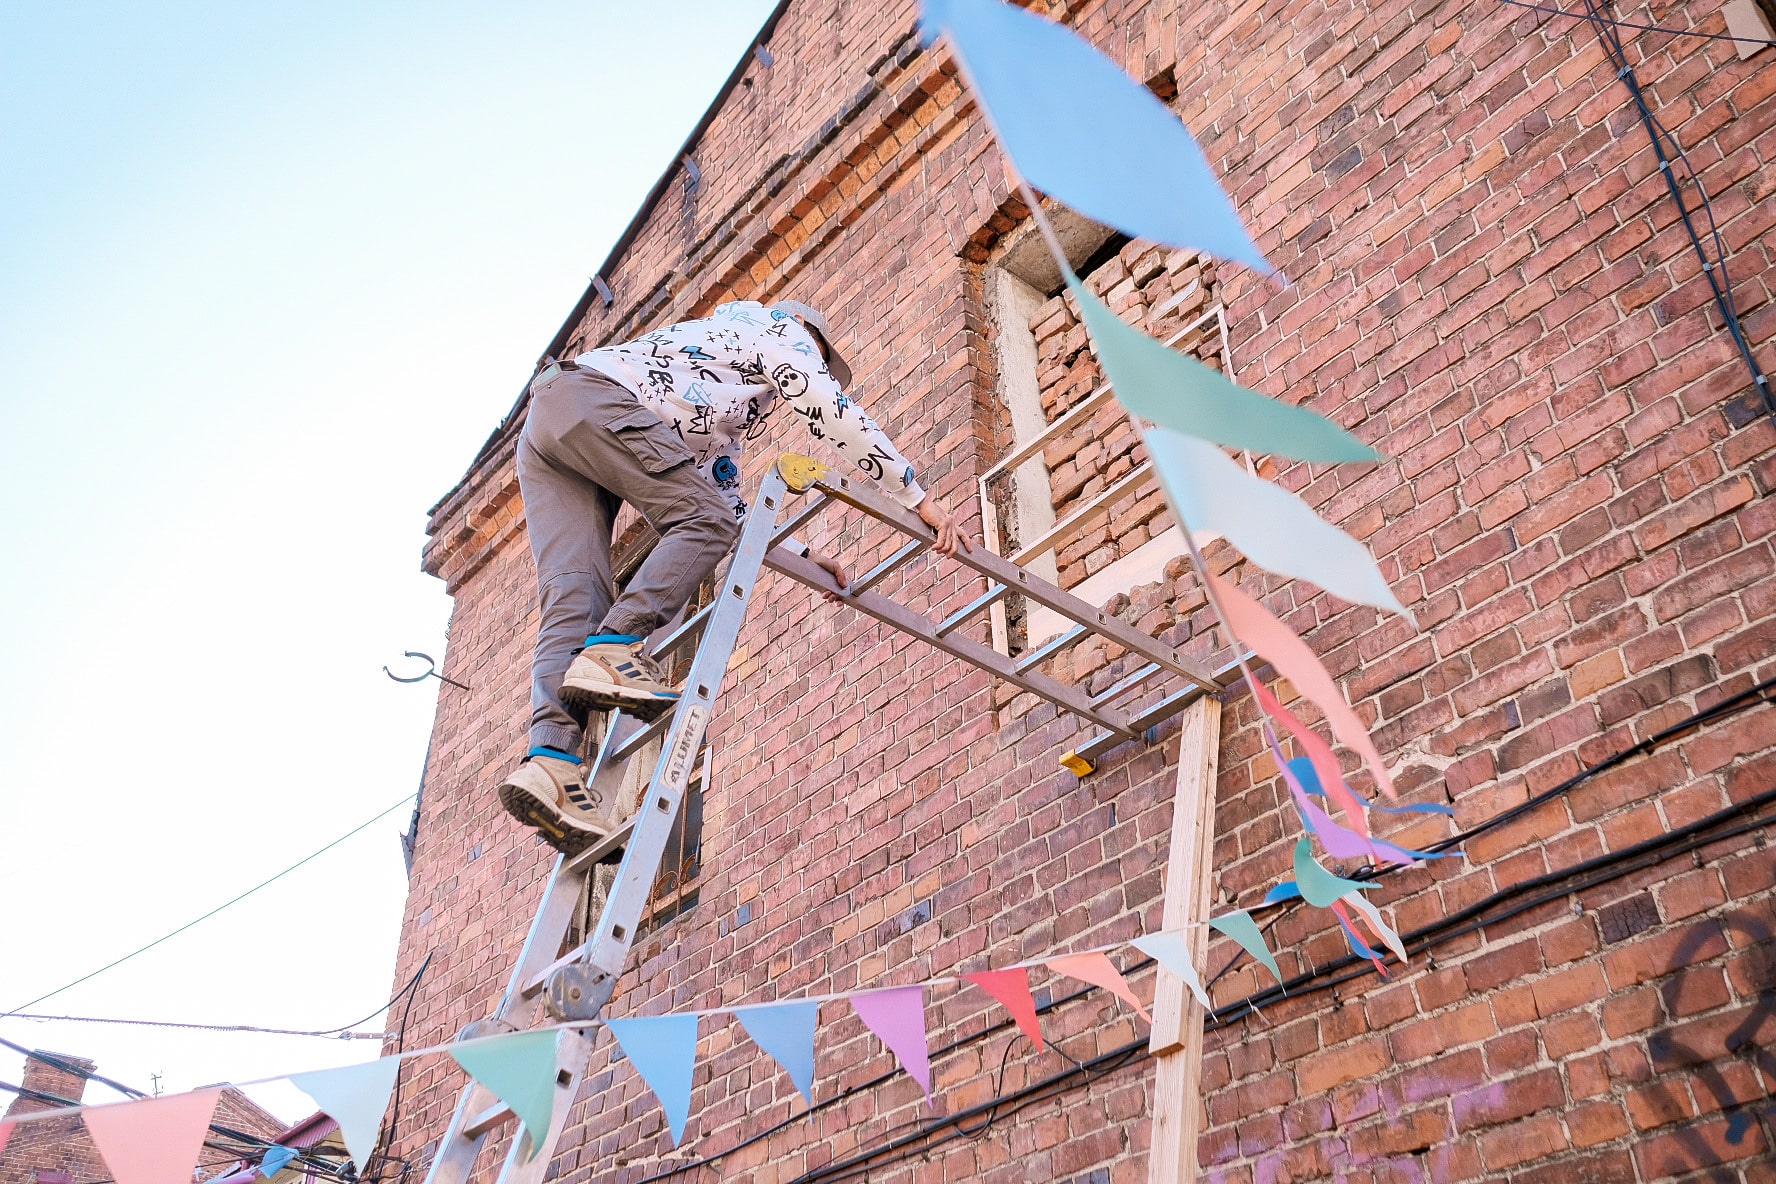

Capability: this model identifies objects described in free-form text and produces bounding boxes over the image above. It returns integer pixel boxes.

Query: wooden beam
[1148,696,1222,1184]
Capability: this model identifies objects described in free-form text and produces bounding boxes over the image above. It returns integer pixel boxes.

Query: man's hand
[916,496,974,557]
[811,551,850,602]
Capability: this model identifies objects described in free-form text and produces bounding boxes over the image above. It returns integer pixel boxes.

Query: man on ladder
[499,299,970,853]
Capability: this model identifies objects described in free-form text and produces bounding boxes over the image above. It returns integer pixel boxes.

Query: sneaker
[498,754,611,854]
[559,639,680,720]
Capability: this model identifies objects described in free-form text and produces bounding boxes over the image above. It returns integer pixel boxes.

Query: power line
[630,677,1776,1182]
[0,1012,386,1040]
[1573,0,1774,420]
[4,793,417,1015]
[1497,0,1776,47]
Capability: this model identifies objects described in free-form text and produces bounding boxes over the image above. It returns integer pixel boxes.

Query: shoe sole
[560,678,679,721]
[498,780,606,856]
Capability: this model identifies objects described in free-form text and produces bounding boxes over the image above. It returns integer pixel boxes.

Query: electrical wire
[777,784,1776,1184]
[628,678,1775,1181]
[1497,0,1776,47]
[4,793,418,1015]
[362,952,432,1184]
[0,1013,387,1040]
[1555,0,1775,418]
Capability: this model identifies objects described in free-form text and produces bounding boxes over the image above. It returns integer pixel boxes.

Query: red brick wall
[1028,241,1220,589]
[391,0,1776,1180]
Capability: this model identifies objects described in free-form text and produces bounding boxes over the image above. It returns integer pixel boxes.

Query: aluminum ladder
[417,453,1229,1184]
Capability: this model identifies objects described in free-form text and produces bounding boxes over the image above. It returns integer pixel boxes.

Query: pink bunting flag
[83,1088,222,1184]
[1253,680,1373,837]
[0,1121,13,1155]
[848,986,932,1100]
[1045,952,1151,1021]
[1209,571,1397,800]
[962,968,1045,1051]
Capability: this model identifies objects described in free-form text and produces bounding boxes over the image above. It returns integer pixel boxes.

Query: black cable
[632,678,1774,1180]
[1421,674,1776,855]
[1214,781,1776,1024]
[1568,0,1775,419]
[1497,0,1776,47]
[781,785,1776,1184]
[365,952,431,1184]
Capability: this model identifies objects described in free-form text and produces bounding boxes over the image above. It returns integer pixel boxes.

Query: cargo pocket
[596,404,694,474]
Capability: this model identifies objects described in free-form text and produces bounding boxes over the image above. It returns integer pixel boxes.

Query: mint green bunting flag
[450,1029,561,1161]
[287,1058,401,1173]
[1292,838,1376,908]
[1131,931,1210,1008]
[1146,427,1409,617]
[1207,911,1282,985]
[1067,275,1376,463]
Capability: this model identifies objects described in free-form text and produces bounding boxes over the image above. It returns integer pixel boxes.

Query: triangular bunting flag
[0,1121,14,1155]
[1069,275,1373,462]
[260,1144,298,1177]
[449,1029,561,1161]
[732,1001,819,1108]
[849,986,933,1100]
[921,0,1271,272]
[1208,911,1283,985]
[962,967,1045,1051]
[82,1087,222,1184]
[1214,572,1396,798]
[289,1056,402,1172]
[1045,951,1152,1021]
[607,1013,700,1145]
[1340,890,1408,964]
[1264,882,1301,904]
[1130,932,1210,1009]
[1146,426,1409,618]
[1292,838,1377,907]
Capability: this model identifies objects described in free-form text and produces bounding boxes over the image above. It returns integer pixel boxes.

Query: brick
[386,6,1776,1183]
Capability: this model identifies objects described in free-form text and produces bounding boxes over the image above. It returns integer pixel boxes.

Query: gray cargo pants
[518,365,741,753]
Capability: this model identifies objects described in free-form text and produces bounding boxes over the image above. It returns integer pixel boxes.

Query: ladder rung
[651,602,716,658]
[1017,624,1088,672]
[463,1103,516,1139]
[612,710,672,762]
[520,943,590,998]
[935,583,1009,637]
[769,492,831,544]
[849,539,928,596]
[1090,662,1161,706]
[561,815,636,877]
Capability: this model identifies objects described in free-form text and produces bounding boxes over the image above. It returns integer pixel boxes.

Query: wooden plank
[1148,696,1222,1184]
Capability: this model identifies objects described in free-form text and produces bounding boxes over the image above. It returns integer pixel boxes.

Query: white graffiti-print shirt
[576,300,925,520]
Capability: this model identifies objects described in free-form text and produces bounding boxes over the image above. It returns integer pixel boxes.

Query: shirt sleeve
[759,323,927,509]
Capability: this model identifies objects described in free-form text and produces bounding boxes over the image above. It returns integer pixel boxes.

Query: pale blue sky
[1,0,777,1121]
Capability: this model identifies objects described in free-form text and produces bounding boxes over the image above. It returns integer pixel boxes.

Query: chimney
[4,1051,94,1116]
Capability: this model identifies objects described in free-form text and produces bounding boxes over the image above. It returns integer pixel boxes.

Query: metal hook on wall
[383,651,469,692]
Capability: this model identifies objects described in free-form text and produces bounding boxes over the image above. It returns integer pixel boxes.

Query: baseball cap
[772,299,853,388]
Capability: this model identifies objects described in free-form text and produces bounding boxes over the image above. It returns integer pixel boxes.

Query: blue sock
[529,746,582,765]
[584,632,642,647]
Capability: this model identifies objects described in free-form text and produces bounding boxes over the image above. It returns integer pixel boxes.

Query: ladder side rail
[1068,657,1243,768]
[492,1028,598,1184]
[422,1081,507,1184]
[424,848,593,1184]
[806,473,1227,691]
[563,469,791,1015]
[763,545,1138,738]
